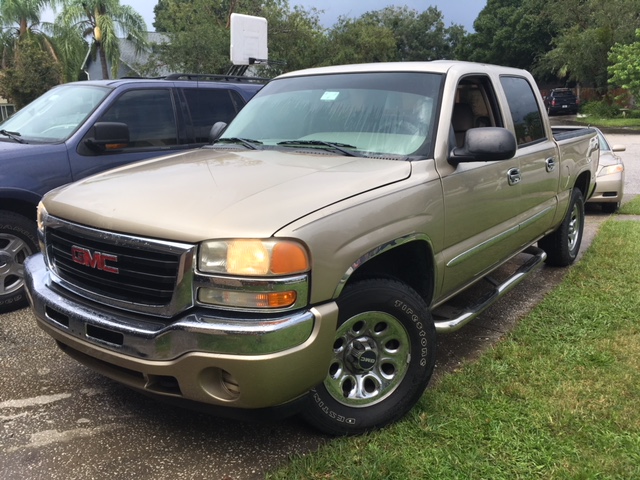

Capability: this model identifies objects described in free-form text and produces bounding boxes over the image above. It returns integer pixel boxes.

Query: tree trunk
[98,43,109,79]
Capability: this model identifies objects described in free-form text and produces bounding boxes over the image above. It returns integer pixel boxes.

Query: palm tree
[58,0,148,79]
[0,0,60,68]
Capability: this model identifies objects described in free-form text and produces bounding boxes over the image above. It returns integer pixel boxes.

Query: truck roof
[275,60,531,79]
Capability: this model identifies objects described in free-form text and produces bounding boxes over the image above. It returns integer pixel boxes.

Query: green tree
[57,0,148,79]
[540,0,640,89]
[609,28,640,100]
[324,15,397,65]
[0,34,62,108]
[0,0,60,68]
[360,6,465,62]
[460,0,555,73]
[150,0,326,76]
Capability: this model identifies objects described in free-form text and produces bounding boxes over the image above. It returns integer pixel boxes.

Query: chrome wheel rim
[324,311,411,408]
[0,233,33,296]
[567,202,582,252]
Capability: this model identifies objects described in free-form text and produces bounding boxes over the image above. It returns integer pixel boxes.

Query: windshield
[221,72,443,157]
[0,84,110,143]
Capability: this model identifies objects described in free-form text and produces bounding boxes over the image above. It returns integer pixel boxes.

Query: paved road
[2,132,638,480]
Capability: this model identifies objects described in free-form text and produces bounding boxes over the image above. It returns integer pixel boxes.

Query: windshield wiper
[277,140,364,157]
[0,129,25,144]
[215,137,263,150]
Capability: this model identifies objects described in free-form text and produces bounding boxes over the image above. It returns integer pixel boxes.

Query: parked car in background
[544,88,579,115]
[588,128,625,213]
[0,74,265,312]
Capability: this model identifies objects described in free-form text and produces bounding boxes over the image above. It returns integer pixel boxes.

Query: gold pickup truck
[24,61,599,435]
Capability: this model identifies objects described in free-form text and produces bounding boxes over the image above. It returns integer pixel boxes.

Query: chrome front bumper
[25,253,339,408]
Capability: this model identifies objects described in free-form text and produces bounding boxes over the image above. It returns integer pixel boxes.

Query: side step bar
[433,246,547,333]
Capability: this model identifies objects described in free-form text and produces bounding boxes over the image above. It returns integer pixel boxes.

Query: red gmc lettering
[71,246,119,274]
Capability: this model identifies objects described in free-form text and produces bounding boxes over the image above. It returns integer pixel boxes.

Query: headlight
[36,201,48,233]
[199,239,310,276]
[598,164,624,177]
[197,239,310,310]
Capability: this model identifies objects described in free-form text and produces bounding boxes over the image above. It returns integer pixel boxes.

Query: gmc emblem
[71,246,119,274]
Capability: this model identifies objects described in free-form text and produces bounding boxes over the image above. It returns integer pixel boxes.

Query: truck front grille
[44,217,196,317]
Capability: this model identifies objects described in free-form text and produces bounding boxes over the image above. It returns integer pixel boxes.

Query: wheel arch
[574,170,592,200]
[0,196,39,221]
[334,235,436,307]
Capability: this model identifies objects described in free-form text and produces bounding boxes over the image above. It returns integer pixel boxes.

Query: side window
[100,89,177,148]
[182,89,244,143]
[500,76,545,146]
[451,76,502,148]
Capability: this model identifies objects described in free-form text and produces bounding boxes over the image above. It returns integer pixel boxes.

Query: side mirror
[85,122,130,152]
[611,145,626,153]
[209,122,227,143]
[449,127,517,163]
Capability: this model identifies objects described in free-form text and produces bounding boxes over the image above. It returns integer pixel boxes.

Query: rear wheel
[0,211,38,313]
[302,278,436,435]
[539,188,584,266]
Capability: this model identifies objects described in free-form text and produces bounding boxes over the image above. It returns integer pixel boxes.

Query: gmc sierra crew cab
[0,74,264,312]
[24,61,599,435]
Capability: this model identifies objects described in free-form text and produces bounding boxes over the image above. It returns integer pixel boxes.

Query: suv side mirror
[449,127,517,163]
[85,122,130,152]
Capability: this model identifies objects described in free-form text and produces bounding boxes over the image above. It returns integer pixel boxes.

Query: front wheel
[0,211,38,313]
[539,188,585,266]
[301,278,436,435]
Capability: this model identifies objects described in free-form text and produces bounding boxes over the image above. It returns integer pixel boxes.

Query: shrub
[580,100,620,118]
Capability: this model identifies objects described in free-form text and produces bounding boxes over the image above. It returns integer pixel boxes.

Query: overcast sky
[102,1,487,32]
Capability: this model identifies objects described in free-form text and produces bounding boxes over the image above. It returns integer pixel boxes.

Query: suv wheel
[0,212,38,313]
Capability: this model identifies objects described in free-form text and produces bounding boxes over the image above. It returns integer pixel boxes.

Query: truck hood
[44,148,411,242]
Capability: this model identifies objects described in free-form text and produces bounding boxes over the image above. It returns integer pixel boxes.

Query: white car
[588,128,625,213]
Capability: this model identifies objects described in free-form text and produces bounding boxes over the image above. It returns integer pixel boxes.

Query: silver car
[588,128,625,213]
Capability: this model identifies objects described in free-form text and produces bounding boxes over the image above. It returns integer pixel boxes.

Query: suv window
[551,89,575,98]
[500,76,545,146]
[100,89,178,148]
[182,89,244,143]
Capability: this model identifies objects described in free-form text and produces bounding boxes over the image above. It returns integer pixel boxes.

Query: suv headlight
[199,239,309,276]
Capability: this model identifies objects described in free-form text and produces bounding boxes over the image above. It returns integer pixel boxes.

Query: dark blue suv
[0,75,264,312]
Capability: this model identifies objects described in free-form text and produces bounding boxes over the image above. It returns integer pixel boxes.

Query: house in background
[0,97,15,120]
[82,32,170,80]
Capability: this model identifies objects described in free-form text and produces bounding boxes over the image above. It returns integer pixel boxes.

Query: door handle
[546,157,556,172]
[507,168,521,186]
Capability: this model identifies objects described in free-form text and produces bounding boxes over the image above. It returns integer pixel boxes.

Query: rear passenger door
[499,76,560,247]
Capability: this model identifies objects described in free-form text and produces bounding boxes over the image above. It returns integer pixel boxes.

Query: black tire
[539,188,585,266]
[601,202,619,214]
[301,278,436,435]
[0,211,38,313]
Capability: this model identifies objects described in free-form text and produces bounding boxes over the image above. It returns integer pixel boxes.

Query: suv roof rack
[163,73,268,84]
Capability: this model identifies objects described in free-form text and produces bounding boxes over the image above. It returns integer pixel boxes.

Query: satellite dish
[230,13,268,66]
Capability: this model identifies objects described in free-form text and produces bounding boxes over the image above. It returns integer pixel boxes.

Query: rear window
[552,90,575,98]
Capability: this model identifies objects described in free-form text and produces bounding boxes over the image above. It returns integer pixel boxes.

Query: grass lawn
[620,195,640,215]
[574,116,640,130]
[267,214,640,479]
